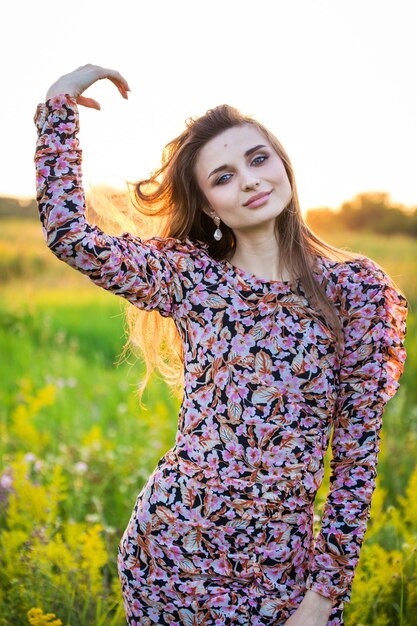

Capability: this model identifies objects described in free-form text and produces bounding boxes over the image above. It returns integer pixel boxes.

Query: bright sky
[2,0,416,213]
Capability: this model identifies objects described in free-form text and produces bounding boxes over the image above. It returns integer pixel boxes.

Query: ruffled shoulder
[337,255,408,403]
[378,273,408,402]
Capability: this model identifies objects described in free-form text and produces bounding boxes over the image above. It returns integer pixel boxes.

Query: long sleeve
[305,256,408,604]
[33,93,190,318]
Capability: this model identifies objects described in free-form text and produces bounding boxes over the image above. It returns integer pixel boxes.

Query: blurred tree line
[2,191,417,237]
[0,196,38,219]
[306,192,417,236]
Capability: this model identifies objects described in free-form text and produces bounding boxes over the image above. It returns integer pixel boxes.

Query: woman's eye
[216,174,232,185]
[252,155,268,165]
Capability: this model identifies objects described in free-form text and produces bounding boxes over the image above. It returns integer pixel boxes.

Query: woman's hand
[283,590,333,626]
[45,63,130,109]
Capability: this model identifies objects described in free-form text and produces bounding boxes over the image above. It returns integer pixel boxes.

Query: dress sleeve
[305,256,408,604]
[33,93,188,318]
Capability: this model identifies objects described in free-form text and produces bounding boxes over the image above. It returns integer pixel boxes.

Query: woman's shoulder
[316,253,394,289]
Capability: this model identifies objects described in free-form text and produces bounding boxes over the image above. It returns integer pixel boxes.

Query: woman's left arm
[304,257,408,607]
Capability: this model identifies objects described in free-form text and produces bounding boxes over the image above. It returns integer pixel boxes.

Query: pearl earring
[213,215,223,241]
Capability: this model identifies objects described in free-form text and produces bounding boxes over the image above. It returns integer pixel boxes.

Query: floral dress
[34,94,408,626]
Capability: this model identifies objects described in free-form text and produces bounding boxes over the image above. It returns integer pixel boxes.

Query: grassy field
[0,218,416,625]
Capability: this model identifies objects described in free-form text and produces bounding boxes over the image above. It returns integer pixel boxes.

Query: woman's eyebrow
[207,144,268,179]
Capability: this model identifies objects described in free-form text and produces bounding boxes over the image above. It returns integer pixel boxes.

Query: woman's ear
[202,205,215,219]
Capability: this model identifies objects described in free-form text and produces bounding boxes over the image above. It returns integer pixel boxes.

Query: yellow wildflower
[27,607,63,626]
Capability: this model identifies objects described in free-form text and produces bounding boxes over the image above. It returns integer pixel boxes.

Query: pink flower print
[210,594,230,609]
[212,556,232,576]
[49,204,73,226]
[185,408,203,430]
[315,553,335,568]
[69,186,84,205]
[230,333,255,357]
[362,361,381,378]
[247,448,261,466]
[254,422,277,440]
[242,406,257,420]
[226,383,249,402]
[148,608,161,621]
[274,361,290,378]
[351,467,368,481]
[258,300,277,316]
[54,154,72,175]
[223,441,244,461]
[188,282,206,304]
[240,316,256,330]
[310,375,328,394]
[37,164,50,179]
[235,423,248,437]
[55,120,76,134]
[299,414,317,430]
[330,490,346,505]
[303,346,323,370]
[266,319,282,337]
[201,419,219,438]
[256,372,276,387]
[206,492,223,513]
[132,599,143,613]
[261,449,281,468]
[178,580,199,595]
[81,230,101,250]
[212,338,229,358]
[348,424,365,441]
[354,485,370,501]
[228,307,244,322]
[72,250,98,271]
[344,501,363,519]
[213,368,229,389]
[262,543,283,560]
[201,321,217,343]
[194,386,214,408]
[174,519,194,535]
[223,460,244,479]
[172,501,184,515]
[191,449,206,465]
[177,299,192,318]
[297,516,312,534]
[152,565,169,580]
[206,451,220,472]
[54,237,75,258]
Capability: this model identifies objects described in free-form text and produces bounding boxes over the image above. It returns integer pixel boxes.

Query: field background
[1,218,416,626]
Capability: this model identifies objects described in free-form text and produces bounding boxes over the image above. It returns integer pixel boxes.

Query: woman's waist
[159,446,315,507]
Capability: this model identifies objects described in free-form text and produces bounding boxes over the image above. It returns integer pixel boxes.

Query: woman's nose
[242,177,260,190]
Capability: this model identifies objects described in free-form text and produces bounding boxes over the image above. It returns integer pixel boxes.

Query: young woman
[34,64,408,626]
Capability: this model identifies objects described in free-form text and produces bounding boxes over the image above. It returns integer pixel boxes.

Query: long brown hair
[93,104,388,405]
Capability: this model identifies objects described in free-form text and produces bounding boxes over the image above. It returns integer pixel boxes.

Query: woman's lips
[245,190,272,209]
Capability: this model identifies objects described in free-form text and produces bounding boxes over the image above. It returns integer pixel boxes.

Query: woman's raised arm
[34,65,189,319]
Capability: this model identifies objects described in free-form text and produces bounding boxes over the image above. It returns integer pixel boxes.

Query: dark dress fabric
[34,94,408,626]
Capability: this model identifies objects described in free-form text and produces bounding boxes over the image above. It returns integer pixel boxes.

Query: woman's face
[194,124,292,236]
